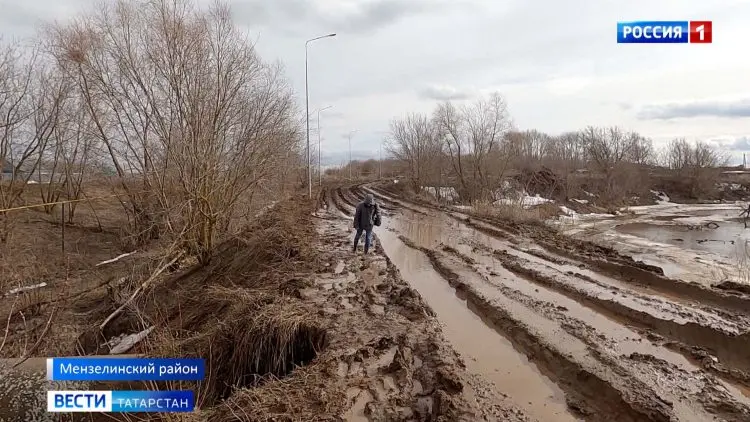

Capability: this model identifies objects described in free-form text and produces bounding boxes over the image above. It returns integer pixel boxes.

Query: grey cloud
[417,84,474,101]
[321,150,378,166]
[0,1,90,37]
[713,137,750,151]
[231,0,462,35]
[0,3,51,36]
[637,98,750,120]
[730,137,750,150]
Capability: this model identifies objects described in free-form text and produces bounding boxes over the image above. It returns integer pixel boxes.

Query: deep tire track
[396,235,675,422]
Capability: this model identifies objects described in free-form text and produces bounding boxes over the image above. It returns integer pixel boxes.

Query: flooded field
[561,202,750,287]
[616,221,750,259]
[328,184,750,421]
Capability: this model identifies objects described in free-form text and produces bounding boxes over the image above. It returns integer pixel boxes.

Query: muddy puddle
[617,222,750,260]
[375,224,581,421]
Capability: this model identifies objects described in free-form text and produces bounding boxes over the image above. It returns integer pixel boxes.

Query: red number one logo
[689,21,712,43]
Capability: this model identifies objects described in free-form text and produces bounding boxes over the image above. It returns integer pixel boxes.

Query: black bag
[373,205,382,227]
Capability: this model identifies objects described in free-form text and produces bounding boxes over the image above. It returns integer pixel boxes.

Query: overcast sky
[2,0,750,164]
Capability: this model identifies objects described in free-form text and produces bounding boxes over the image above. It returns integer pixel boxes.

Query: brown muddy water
[375,224,581,421]
[616,221,750,260]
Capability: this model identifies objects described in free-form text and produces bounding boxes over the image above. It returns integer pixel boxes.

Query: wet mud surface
[329,184,750,421]
[314,194,532,421]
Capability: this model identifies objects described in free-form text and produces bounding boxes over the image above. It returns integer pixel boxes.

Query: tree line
[0,0,304,262]
[386,92,727,203]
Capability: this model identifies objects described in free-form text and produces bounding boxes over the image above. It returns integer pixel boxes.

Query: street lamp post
[375,130,389,180]
[305,33,336,198]
[379,141,382,180]
[317,105,332,186]
[346,130,358,180]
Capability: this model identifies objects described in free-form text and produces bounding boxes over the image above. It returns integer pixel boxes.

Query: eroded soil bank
[331,183,750,421]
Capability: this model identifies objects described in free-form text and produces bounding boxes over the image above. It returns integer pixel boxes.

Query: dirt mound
[519,167,563,198]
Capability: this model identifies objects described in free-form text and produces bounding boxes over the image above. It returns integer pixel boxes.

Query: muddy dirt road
[328,183,750,421]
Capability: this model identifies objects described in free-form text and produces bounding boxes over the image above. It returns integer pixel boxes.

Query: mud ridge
[490,249,750,375]
[333,187,355,213]
[350,186,397,212]
[336,187,359,209]
[363,186,431,216]
[463,210,750,315]
[437,245,750,422]
[665,341,750,390]
[397,235,675,422]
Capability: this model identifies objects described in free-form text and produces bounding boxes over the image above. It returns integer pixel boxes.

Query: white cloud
[417,84,475,101]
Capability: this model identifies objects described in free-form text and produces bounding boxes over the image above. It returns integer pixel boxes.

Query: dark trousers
[353,228,373,253]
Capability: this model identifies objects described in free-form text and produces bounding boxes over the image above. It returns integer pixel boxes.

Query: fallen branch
[4,282,47,297]
[109,326,155,354]
[12,304,58,368]
[0,295,18,354]
[99,252,184,331]
[95,251,137,267]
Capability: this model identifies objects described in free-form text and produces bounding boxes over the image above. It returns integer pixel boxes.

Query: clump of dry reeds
[472,200,560,224]
[159,285,327,405]
[205,359,346,422]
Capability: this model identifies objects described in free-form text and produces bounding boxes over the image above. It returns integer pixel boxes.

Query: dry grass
[72,194,336,421]
[145,286,327,407]
[205,359,345,422]
[472,200,560,224]
[3,180,336,420]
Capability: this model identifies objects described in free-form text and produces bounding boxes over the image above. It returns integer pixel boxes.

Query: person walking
[353,193,381,254]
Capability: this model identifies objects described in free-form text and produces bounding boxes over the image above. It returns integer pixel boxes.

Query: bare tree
[27,63,74,213]
[49,0,302,263]
[504,129,551,168]
[664,138,726,197]
[664,138,693,170]
[544,131,585,199]
[433,101,466,195]
[0,41,55,242]
[580,126,641,199]
[433,92,512,202]
[386,112,439,192]
[627,133,655,166]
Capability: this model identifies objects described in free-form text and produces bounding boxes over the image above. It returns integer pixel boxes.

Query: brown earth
[331,181,750,421]
[1,187,528,421]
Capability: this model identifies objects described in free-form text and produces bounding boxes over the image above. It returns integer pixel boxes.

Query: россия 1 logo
[617,21,712,44]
